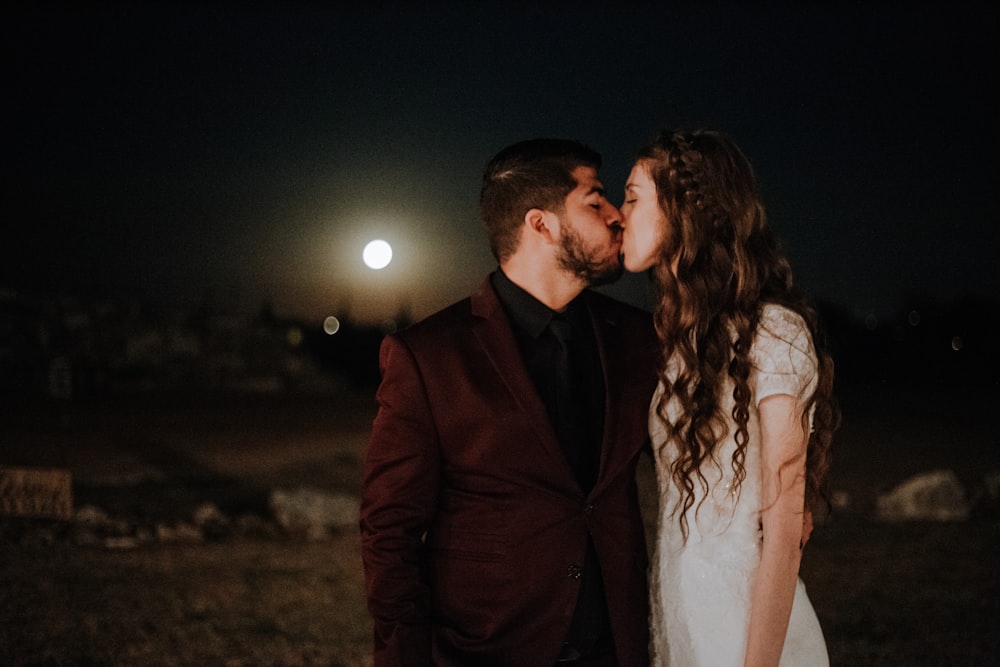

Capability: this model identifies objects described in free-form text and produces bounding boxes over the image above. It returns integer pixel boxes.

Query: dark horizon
[2,279,995,408]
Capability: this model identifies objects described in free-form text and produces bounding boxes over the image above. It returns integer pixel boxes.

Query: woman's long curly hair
[639,129,839,540]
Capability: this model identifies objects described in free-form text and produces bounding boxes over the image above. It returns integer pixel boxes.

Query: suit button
[567,564,583,580]
[584,503,594,517]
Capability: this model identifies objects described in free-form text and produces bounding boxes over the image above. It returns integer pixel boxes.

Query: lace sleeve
[750,304,818,407]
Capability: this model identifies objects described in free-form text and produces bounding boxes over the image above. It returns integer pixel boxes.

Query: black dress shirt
[490,269,605,491]
[490,268,614,659]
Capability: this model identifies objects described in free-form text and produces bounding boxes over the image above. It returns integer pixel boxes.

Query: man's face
[554,166,624,286]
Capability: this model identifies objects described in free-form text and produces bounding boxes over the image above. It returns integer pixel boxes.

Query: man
[360,139,659,666]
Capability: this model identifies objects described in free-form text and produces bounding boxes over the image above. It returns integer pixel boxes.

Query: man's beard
[556,221,624,287]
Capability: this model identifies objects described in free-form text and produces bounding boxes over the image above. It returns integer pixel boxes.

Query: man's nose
[604,201,622,226]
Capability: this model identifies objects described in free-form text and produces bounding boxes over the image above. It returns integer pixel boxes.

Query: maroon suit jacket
[360,277,658,666]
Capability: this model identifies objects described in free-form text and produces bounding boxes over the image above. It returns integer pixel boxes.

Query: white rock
[875,469,970,521]
[268,487,360,537]
[192,502,229,528]
[74,505,110,526]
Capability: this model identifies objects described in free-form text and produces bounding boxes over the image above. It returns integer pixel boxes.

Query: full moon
[363,239,393,269]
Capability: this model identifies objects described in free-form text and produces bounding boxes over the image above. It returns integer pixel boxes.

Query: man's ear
[525,208,556,243]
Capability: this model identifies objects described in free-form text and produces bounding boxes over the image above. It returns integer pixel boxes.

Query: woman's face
[620,161,667,273]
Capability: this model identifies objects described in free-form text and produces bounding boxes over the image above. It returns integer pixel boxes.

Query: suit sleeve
[360,333,441,666]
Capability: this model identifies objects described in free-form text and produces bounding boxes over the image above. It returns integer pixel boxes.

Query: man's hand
[800,508,814,550]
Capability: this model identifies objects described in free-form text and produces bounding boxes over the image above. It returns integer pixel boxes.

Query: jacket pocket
[429,526,508,562]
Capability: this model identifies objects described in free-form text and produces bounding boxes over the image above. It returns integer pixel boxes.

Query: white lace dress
[648,305,829,666]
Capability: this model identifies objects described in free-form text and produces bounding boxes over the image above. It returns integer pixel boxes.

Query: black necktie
[550,314,610,655]
[549,314,574,435]
[549,314,589,488]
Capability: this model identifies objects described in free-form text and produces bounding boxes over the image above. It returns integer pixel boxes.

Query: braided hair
[638,129,839,541]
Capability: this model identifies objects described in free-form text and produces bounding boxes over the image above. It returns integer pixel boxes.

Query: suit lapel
[470,279,573,480]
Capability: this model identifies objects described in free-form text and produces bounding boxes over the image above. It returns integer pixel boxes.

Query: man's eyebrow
[585,185,608,197]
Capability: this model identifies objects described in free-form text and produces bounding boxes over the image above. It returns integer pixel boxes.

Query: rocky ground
[2,385,999,666]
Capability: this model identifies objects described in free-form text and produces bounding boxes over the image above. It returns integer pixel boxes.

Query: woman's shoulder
[755,304,813,350]
[751,303,817,376]
[758,303,808,335]
[750,304,820,406]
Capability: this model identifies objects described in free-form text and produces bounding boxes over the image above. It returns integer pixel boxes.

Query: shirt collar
[491,268,589,339]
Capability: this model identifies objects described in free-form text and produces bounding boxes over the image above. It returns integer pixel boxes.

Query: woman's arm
[744,393,809,667]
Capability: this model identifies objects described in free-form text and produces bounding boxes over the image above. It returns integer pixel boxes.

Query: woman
[619,129,838,666]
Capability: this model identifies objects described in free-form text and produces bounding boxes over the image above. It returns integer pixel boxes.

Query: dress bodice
[648,304,828,666]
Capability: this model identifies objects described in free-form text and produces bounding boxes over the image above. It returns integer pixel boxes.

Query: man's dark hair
[480,138,602,262]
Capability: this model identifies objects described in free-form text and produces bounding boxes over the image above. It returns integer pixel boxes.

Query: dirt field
[2,385,998,666]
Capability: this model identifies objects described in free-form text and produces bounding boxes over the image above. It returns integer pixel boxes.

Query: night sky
[6,3,997,326]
